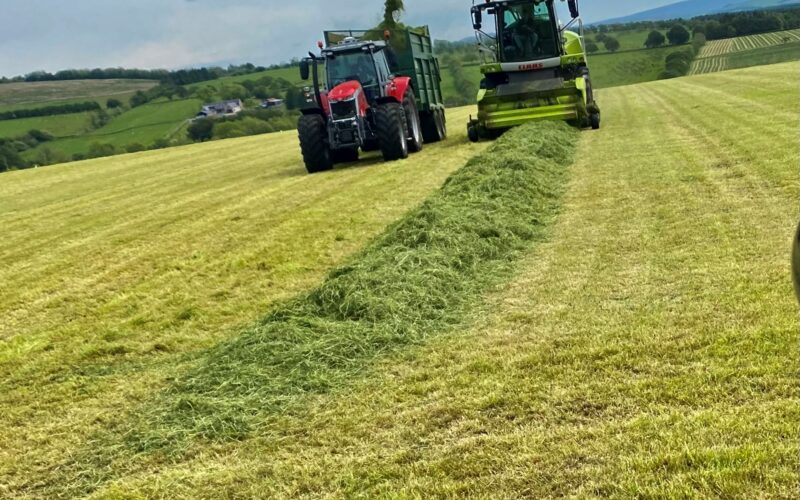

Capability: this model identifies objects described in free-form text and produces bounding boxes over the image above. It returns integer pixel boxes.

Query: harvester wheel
[467,123,480,143]
[298,114,333,174]
[403,93,424,153]
[332,148,359,163]
[375,102,409,162]
[590,112,601,130]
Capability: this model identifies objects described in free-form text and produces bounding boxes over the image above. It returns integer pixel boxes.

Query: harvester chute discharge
[297,27,446,174]
[467,0,601,142]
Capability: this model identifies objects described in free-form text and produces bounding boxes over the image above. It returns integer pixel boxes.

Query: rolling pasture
[1,62,797,497]
[691,28,800,75]
[0,79,156,111]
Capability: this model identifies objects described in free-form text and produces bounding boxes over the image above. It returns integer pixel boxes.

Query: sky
[0,0,677,77]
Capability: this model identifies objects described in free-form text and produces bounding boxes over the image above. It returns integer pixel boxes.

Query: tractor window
[326,52,378,88]
[373,50,392,84]
[499,2,558,62]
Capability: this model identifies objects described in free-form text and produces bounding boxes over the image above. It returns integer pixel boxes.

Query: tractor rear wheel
[298,114,333,174]
[403,93,423,153]
[375,102,409,162]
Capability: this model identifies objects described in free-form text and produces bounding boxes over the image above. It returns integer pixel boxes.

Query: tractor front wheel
[375,102,409,162]
[403,93,423,153]
[298,114,333,174]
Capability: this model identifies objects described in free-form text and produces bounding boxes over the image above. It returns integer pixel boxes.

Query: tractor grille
[331,99,357,120]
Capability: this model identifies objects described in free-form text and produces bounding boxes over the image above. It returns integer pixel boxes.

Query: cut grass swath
[46,121,578,496]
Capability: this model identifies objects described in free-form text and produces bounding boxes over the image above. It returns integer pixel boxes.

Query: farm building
[261,98,284,108]
[196,99,243,118]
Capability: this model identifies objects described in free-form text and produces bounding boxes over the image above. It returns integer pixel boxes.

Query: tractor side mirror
[472,8,482,30]
[568,0,580,19]
[299,60,310,81]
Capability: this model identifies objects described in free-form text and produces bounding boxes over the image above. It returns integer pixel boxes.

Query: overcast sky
[0,0,676,77]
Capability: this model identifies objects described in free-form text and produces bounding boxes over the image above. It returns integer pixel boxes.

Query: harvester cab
[467,0,601,142]
[296,28,446,174]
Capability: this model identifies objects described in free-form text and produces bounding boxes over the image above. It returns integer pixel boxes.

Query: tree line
[0,63,271,87]
[0,101,101,121]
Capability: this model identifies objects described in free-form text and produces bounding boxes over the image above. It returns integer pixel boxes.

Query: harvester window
[501,3,557,62]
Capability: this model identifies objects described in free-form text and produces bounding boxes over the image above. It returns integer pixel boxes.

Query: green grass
[22,98,202,157]
[0,79,156,110]
[0,105,483,494]
[2,64,798,498]
[0,112,93,139]
[80,62,797,498]
[187,67,304,91]
[691,28,800,75]
[590,45,688,88]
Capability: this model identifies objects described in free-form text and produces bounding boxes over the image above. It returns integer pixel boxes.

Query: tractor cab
[321,38,393,103]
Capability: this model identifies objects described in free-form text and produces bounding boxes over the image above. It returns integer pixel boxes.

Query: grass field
[691,28,800,75]
[21,98,202,158]
[0,112,93,139]
[0,79,156,110]
[2,62,798,496]
[590,45,687,88]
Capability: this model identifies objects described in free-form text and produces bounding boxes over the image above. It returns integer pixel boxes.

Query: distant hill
[598,0,800,24]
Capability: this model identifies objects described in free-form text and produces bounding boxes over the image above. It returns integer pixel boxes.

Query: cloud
[0,0,678,77]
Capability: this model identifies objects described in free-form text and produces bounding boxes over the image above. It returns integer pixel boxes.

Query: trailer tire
[298,114,333,174]
[375,102,409,162]
[435,108,447,140]
[422,109,447,143]
[403,92,423,153]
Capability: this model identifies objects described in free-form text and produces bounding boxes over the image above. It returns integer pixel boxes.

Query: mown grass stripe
[46,121,578,496]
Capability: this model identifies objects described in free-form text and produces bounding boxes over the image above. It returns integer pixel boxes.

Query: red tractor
[297,28,446,174]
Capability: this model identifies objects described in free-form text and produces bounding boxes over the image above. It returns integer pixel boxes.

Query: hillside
[0,79,156,112]
[599,0,800,24]
[691,27,800,73]
[1,62,798,497]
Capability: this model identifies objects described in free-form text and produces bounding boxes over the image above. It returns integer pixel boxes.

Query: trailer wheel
[375,102,409,162]
[435,109,447,140]
[332,148,359,163]
[422,109,447,143]
[403,93,423,153]
[421,111,438,143]
[298,114,333,174]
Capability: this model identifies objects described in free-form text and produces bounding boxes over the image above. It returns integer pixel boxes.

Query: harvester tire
[467,123,480,143]
[298,114,333,174]
[332,148,359,163]
[591,112,601,130]
[403,93,424,153]
[376,102,409,162]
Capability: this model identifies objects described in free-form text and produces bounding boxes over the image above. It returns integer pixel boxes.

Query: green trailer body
[323,27,445,114]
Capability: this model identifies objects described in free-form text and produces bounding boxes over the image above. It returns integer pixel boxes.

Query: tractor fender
[382,76,412,104]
